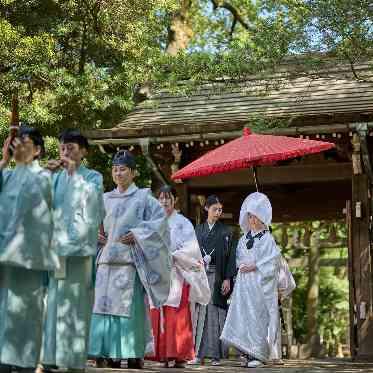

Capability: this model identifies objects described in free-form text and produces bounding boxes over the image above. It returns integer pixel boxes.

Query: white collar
[207,221,215,231]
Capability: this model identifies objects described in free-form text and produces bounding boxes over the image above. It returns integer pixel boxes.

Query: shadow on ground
[88,358,373,373]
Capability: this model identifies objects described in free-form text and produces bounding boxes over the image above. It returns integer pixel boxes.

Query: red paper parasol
[171,128,335,187]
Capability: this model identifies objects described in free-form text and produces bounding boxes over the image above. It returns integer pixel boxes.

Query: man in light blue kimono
[41,129,104,372]
[0,127,59,373]
[89,150,172,370]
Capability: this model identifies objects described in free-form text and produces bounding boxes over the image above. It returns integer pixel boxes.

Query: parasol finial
[243,127,252,136]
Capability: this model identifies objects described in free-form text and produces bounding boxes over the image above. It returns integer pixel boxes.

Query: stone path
[88,359,373,373]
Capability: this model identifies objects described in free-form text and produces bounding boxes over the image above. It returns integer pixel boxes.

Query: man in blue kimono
[0,127,59,373]
[41,129,104,372]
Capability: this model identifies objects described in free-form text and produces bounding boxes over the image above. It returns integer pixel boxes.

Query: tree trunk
[166,0,193,55]
[306,231,321,356]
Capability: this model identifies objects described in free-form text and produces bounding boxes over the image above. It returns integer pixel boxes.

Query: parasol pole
[252,166,259,192]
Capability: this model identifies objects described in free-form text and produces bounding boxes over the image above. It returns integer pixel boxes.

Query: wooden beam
[187,179,350,222]
[186,163,352,188]
[87,121,373,144]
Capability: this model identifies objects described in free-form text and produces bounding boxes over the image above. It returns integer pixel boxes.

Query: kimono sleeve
[53,169,104,256]
[130,191,172,308]
[80,171,105,248]
[135,192,171,248]
[0,169,46,257]
[236,236,249,268]
[0,169,10,193]
[255,235,280,300]
[84,171,105,221]
[180,217,196,243]
[38,170,53,209]
[174,215,197,251]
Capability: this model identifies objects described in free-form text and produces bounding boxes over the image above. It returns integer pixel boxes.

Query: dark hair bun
[205,194,221,208]
[158,185,177,198]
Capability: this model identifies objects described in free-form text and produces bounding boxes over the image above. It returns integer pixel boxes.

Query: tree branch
[79,20,88,74]
[26,78,33,103]
[210,0,253,36]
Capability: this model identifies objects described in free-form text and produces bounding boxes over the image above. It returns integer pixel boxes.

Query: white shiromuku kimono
[42,165,104,369]
[90,184,172,359]
[270,255,296,360]
[221,193,280,363]
[0,161,58,368]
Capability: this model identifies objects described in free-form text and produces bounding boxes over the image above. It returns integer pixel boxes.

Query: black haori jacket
[195,220,237,310]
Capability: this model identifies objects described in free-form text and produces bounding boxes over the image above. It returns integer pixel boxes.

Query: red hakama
[150,283,195,362]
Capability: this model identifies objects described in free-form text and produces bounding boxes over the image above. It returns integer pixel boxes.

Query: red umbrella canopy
[171,128,335,180]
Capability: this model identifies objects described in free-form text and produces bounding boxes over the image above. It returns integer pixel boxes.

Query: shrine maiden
[149,186,210,368]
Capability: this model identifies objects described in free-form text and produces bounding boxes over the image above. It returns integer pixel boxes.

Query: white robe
[94,184,172,316]
[270,255,296,360]
[163,211,210,308]
[220,232,280,362]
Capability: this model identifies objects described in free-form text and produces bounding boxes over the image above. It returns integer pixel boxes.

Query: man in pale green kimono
[0,127,59,373]
[41,129,104,372]
[89,150,171,369]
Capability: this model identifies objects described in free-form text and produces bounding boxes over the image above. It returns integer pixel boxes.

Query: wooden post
[175,183,189,216]
[306,230,321,357]
[346,200,358,358]
[351,124,373,360]
[351,173,372,359]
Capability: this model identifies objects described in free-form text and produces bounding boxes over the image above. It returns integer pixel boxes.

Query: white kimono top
[52,165,104,257]
[163,211,210,308]
[0,161,59,270]
[94,184,172,316]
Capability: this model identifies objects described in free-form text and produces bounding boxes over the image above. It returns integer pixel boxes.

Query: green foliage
[0,0,372,177]
[273,220,349,351]
[0,0,176,142]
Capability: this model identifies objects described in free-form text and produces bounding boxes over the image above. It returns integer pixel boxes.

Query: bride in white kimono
[220,192,280,368]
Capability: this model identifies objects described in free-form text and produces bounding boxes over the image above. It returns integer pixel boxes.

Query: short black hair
[59,129,89,149]
[19,125,45,159]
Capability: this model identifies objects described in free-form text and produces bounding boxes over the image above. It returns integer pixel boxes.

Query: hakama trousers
[150,283,194,362]
[0,265,45,368]
[41,257,93,369]
[194,269,228,360]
